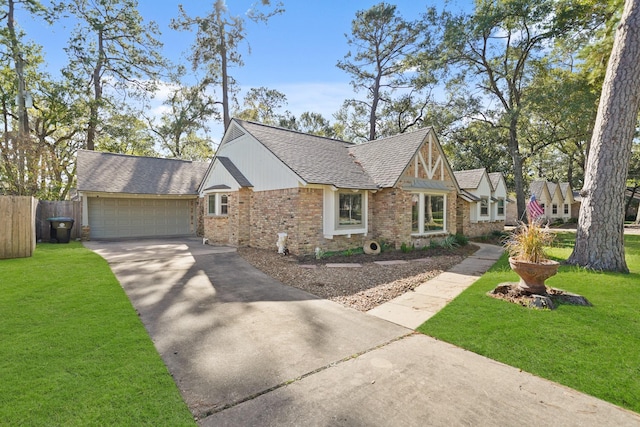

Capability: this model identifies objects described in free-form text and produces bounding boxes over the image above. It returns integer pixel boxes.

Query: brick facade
[456,198,504,237]
[199,129,461,255]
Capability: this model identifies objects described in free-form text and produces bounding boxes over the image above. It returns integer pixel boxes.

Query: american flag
[527,194,545,221]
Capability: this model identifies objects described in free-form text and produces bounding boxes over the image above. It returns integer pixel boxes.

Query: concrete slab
[84,239,409,420]
[414,280,471,299]
[366,303,438,329]
[201,334,640,426]
[429,271,479,286]
[373,260,408,266]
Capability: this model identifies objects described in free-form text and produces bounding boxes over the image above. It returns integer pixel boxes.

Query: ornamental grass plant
[503,220,555,263]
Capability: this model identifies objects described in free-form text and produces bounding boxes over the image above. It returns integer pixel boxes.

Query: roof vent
[226,125,245,142]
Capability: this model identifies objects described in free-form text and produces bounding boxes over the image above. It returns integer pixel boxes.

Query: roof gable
[350,127,458,191]
[454,168,487,190]
[77,150,209,195]
[530,180,552,202]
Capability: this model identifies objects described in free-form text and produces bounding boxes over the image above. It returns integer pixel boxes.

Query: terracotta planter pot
[508,257,560,295]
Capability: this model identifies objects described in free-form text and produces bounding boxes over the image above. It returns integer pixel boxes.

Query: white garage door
[88,197,194,239]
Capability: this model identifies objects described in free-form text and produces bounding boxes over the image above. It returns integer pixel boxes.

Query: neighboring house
[529,180,576,222]
[454,168,508,237]
[198,119,460,254]
[76,150,209,239]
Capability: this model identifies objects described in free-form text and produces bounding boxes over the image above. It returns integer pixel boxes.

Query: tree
[337,2,425,141]
[295,112,338,138]
[235,86,287,126]
[426,0,566,220]
[567,0,640,272]
[171,0,283,131]
[0,0,47,195]
[148,80,218,160]
[97,107,157,157]
[61,0,165,150]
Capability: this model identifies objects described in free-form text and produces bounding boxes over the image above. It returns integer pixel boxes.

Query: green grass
[0,242,195,426]
[418,233,640,413]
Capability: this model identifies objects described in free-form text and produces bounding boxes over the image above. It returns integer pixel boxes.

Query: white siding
[216,134,302,191]
[200,161,242,192]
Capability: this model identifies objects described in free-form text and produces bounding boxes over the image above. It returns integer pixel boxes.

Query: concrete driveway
[85,238,640,426]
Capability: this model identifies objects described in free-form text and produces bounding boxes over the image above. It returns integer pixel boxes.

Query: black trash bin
[47,217,75,243]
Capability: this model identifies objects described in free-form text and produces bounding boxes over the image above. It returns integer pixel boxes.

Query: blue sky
[17,0,472,142]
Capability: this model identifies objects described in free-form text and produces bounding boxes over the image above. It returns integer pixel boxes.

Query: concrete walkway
[368,243,504,328]
[85,239,640,426]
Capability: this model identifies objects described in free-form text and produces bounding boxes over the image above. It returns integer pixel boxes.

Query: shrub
[440,235,460,250]
[453,233,469,246]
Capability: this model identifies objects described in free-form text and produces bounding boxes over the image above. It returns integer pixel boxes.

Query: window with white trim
[564,204,569,215]
[411,193,446,235]
[323,189,368,237]
[480,198,489,216]
[497,199,505,216]
[552,204,558,215]
[207,193,229,216]
[338,193,362,227]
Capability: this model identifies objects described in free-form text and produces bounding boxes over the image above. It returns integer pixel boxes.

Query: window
[552,204,558,215]
[323,189,368,237]
[497,199,505,216]
[411,193,446,234]
[480,198,489,216]
[220,195,228,215]
[208,194,216,215]
[541,203,546,213]
[338,193,362,226]
[207,193,229,216]
[564,204,569,215]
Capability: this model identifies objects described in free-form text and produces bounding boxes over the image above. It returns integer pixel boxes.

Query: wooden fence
[36,200,82,242]
[0,196,37,259]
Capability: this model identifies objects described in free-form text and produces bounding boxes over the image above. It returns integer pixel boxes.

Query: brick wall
[196,197,204,236]
[370,188,410,249]
[249,188,299,253]
[457,198,504,237]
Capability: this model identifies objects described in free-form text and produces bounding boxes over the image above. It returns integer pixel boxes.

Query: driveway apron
[84,238,410,419]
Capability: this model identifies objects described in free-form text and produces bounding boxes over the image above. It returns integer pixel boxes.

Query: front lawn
[418,233,640,413]
[0,242,195,426]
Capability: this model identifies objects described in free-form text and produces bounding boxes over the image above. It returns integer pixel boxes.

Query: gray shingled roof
[348,127,432,188]
[236,120,378,189]
[218,156,253,187]
[559,182,571,199]
[488,172,502,191]
[453,168,486,190]
[77,150,209,195]
[529,180,547,198]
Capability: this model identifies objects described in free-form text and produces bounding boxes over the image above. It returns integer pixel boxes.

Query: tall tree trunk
[507,116,527,221]
[220,26,230,131]
[567,0,640,272]
[8,0,29,194]
[87,29,105,151]
[369,71,381,141]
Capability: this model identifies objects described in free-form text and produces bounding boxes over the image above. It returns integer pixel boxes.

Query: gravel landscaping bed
[237,244,479,311]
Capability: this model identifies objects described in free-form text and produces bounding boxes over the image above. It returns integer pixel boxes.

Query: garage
[87,197,195,239]
[77,150,210,241]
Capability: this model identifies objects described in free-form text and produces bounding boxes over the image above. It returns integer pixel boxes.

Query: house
[198,119,460,254]
[76,151,209,239]
[529,180,577,222]
[454,168,508,237]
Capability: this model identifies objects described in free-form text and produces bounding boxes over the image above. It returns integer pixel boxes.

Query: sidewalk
[368,243,503,328]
